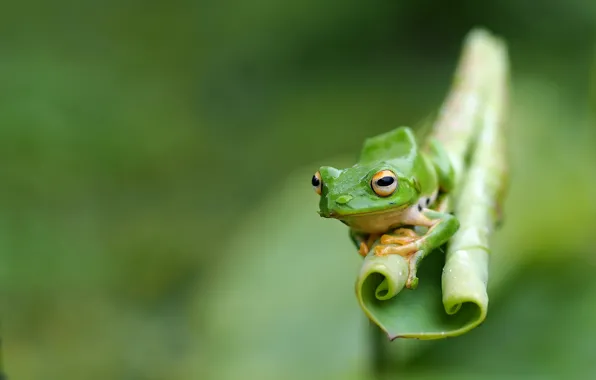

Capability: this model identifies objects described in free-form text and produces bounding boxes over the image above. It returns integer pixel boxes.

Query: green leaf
[357,248,488,340]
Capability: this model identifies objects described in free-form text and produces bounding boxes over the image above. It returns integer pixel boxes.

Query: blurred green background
[1,1,596,379]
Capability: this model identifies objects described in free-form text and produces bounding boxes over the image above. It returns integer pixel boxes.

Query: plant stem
[362,28,509,368]
[442,36,508,317]
[429,29,502,192]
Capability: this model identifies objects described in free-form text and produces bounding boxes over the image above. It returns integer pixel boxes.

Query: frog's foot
[379,228,419,246]
[358,234,380,257]
[358,243,368,257]
[373,225,437,288]
[393,228,418,237]
[374,241,420,257]
[405,250,425,289]
[375,223,435,256]
[373,243,425,289]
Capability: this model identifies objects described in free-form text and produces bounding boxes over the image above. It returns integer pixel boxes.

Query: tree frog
[312,126,459,262]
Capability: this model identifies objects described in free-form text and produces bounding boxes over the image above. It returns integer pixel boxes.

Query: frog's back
[359,126,437,194]
[359,126,418,164]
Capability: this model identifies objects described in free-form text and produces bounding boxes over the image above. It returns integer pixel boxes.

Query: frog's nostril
[335,195,353,204]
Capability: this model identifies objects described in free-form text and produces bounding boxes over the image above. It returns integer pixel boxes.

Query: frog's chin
[333,204,413,234]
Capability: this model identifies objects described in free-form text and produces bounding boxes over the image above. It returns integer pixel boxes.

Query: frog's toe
[374,242,419,257]
[405,249,426,288]
[406,276,419,289]
[358,242,369,257]
[380,227,420,245]
[380,234,417,245]
[393,228,418,238]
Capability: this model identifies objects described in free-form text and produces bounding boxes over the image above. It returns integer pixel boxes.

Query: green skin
[314,127,459,258]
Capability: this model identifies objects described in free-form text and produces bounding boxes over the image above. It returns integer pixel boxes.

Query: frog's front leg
[375,209,459,257]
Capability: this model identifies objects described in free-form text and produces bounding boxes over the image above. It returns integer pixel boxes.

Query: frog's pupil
[312,175,320,187]
[377,176,394,187]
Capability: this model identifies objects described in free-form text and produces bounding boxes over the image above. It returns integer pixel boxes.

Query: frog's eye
[371,170,397,197]
[312,171,322,195]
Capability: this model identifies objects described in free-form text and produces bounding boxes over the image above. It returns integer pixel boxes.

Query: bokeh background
[1,1,596,379]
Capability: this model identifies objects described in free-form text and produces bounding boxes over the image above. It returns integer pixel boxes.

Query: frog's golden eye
[371,170,397,197]
[312,171,322,195]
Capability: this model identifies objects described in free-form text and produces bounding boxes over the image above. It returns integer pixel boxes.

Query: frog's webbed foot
[375,228,426,257]
[374,241,419,257]
[373,227,425,288]
[357,233,380,257]
[358,243,368,257]
[382,228,418,243]
[376,218,437,254]
[373,230,424,289]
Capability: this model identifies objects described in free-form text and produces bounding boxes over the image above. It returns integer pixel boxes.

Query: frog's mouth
[319,202,410,219]
[325,203,413,234]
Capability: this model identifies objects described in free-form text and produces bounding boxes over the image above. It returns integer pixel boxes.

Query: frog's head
[312,162,421,220]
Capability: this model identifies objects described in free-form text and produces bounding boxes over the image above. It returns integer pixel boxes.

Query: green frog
[312,126,459,260]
